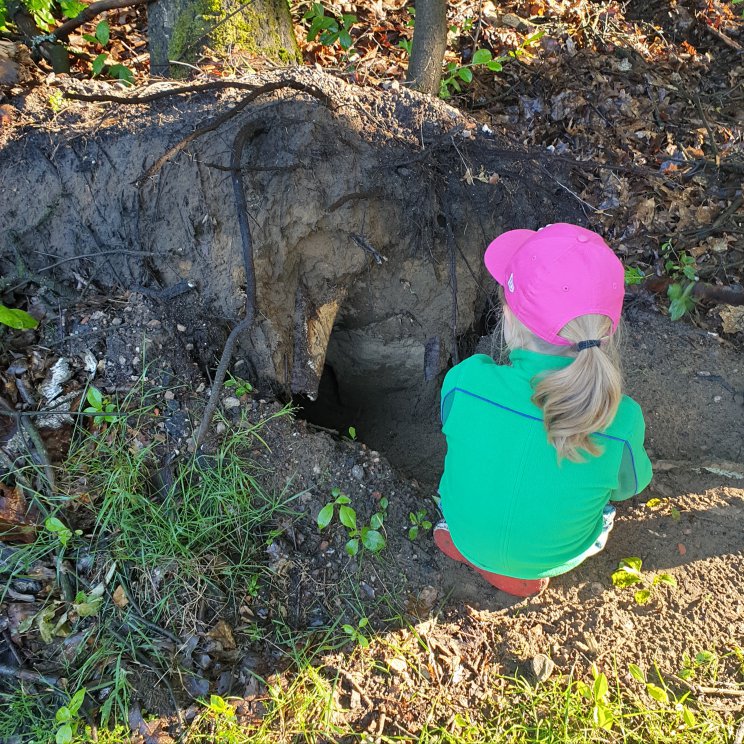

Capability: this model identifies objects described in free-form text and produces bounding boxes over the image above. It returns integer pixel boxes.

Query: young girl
[435,223,653,597]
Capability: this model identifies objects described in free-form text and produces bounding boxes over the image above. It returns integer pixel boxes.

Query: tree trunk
[406,0,448,96]
[148,0,300,77]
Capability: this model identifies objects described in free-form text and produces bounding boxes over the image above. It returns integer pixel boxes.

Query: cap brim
[484,229,536,283]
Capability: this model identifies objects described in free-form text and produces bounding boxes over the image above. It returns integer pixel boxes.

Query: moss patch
[168,0,300,70]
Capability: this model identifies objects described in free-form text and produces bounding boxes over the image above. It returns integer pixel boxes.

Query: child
[435,223,653,597]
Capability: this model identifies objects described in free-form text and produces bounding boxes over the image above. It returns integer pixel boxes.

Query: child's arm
[609,403,653,501]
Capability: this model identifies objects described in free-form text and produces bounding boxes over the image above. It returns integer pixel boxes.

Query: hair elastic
[576,339,602,351]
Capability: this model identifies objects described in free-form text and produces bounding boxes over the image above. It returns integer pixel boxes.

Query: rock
[177,324,187,332]
[531,653,555,683]
[388,657,408,674]
[351,464,364,481]
[223,397,241,410]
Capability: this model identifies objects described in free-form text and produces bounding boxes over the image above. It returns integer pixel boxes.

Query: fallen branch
[0,664,59,687]
[54,0,151,40]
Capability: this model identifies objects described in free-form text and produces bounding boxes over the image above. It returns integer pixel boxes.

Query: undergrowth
[0,381,300,738]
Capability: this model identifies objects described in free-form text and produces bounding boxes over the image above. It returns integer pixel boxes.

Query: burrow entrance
[292,310,494,485]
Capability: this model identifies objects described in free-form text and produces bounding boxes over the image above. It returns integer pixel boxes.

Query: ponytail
[532,315,622,462]
[499,291,623,462]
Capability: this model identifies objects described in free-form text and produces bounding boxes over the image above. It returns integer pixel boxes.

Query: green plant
[54,688,86,744]
[224,373,253,397]
[48,88,65,112]
[0,303,38,329]
[611,557,677,605]
[575,665,615,731]
[668,281,696,321]
[624,266,645,286]
[316,488,387,556]
[679,650,719,681]
[88,19,134,86]
[83,385,117,424]
[342,616,370,648]
[662,241,698,281]
[346,426,357,441]
[628,663,697,727]
[408,509,432,540]
[0,0,85,32]
[45,515,75,547]
[304,3,357,52]
[439,32,544,99]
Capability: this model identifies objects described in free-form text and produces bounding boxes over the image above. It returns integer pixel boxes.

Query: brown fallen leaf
[0,482,38,543]
[678,543,687,556]
[208,619,236,651]
[112,584,129,608]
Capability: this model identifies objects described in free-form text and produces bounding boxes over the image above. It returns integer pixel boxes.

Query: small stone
[312,464,321,475]
[186,343,194,351]
[388,657,407,674]
[177,324,186,332]
[147,319,162,328]
[531,653,555,683]
[590,582,604,596]
[351,465,364,481]
[164,390,175,400]
[111,317,122,326]
[215,422,226,435]
[319,540,329,552]
[223,397,241,410]
[713,395,722,403]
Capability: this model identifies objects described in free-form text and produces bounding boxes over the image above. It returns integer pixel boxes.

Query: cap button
[576,234,589,243]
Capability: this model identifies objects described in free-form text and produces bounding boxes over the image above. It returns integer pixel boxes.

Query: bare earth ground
[2,286,741,739]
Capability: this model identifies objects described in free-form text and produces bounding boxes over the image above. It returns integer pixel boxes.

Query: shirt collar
[508,348,573,378]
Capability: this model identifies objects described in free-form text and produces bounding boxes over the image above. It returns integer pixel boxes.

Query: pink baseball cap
[484,223,624,346]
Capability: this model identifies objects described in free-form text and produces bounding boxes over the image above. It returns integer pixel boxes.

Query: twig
[671,674,744,697]
[351,233,386,264]
[65,80,260,104]
[54,0,151,39]
[327,191,377,212]
[692,92,719,159]
[139,79,330,183]
[39,249,155,273]
[642,277,744,306]
[702,22,744,52]
[0,664,58,686]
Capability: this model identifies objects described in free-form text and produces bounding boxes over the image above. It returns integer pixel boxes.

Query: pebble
[177,324,186,332]
[147,319,161,328]
[164,390,175,400]
[713,395,722,403]
[223,397,241,410]
[111,318,122,326]
[351,465,364,481]
[215,423,226,435]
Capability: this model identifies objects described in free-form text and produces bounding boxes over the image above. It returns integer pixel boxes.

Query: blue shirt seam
[443,386,639,493]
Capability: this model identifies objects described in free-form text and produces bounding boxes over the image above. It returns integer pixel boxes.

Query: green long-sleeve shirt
[439,350,653,579]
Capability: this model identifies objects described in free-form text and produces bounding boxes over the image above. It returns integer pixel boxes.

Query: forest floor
[1,0,744,741]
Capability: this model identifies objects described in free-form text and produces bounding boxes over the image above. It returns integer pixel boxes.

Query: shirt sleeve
[609,403,653,501]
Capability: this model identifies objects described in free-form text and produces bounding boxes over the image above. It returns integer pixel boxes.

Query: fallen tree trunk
[0,69,580,411]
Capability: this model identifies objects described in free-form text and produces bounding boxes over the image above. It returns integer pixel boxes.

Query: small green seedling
[317,488,387,556]
[342,616,370,648]
[72,586,104,618]
[45,516,75,548]
[54,688,86,744]
[204,694,236,720]
[224,374,253,397]
[667,282,696,321]
[662,241,697,281]
[408,509,432,540]
[83,385,117,424]
[611,557,677,605]
[575,665,614,731]
[629,664,696,726]
[346,426,357,441]
[0,304,38,330]
[624,266,645,286]
[83,19,110,45]
[304,3,357,52]
[679,650,718,681]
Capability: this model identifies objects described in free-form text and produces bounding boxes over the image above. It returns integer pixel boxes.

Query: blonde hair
[498,290,622,462]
